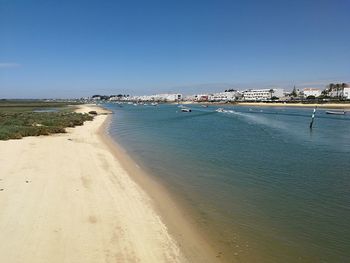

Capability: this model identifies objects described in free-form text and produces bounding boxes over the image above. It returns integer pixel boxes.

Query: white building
[242,89,284,101]
[164,93,182,102]
[131,93,182,102]
[183,94,197,101]
[208,91,239,102]
[326,84,350,99]
[303,88,321,98]
[343,87,350,99]
[194,94,209,102]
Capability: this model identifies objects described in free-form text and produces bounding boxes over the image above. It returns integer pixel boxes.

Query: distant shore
[173,101,350,109]
[0,104,219,263]
[235,102,350,109]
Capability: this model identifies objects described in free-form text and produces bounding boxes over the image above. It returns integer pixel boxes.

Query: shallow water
[105,103,350,262]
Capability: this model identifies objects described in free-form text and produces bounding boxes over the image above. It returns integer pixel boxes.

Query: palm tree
[290,86,297,97]
[269,89,274,99]
[341,83,348,94]
[335,83,342,98]
[328,83,336,98]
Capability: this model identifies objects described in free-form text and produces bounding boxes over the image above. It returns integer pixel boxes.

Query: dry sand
[0,105,219,263]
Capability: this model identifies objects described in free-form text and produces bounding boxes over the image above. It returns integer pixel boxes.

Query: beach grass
[0,100,93,140]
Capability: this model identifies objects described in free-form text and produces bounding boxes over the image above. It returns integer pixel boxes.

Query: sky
[1,0,350,98]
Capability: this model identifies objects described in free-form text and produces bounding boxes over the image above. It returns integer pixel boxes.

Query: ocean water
[105,103,350,262]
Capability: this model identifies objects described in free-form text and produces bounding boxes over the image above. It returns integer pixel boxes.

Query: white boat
[181,108,192,112]
[216,108,224,112]
[326,111,346,115]
[201,105,208,108]
[151,102,158,106]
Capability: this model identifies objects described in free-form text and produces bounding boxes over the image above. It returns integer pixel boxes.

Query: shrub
[0,111,93,140]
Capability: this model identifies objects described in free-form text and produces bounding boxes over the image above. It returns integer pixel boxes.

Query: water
[32,108,59,113]
[105,103,350,262]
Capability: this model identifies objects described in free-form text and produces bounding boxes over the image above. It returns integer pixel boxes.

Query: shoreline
[172,101,350,109]
[0,104,220,263]
[98,107,222,263]
[235,102,350,109]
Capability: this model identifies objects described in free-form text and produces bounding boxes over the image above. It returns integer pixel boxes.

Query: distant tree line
[289,82,349,101]
[322,83,348,98]
[91,94,130,100]
[224,89,237,92]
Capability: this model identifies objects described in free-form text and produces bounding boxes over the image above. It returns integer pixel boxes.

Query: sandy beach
[0,105,219,263]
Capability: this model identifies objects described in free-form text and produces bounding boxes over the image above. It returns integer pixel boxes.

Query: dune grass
[0,100,93,140]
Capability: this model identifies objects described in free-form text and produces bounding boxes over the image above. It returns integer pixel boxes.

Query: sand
[0,105,219,263]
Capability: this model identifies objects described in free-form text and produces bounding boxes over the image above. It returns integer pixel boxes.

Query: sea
[104,103,350,263]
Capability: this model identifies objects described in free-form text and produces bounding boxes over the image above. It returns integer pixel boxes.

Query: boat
[181,108,192,112]
[201,105,208,108]
[326,111,346,115]
[151,102,158,106]
[216,108,224,112]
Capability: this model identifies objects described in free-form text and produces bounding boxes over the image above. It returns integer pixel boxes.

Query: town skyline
[89,82,350,103]
[2,79,349,100]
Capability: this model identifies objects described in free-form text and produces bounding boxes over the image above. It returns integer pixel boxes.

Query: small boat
[181,108,192,112]
[151,102,158,106]
[326,111,346,115]
[216,108,224,112]
[201,105,208,108]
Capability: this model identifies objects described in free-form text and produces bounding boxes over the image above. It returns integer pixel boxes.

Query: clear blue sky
[1,0,349,98]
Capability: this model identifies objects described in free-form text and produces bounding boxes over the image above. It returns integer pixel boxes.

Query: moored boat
[181,108,192,112]
[326,111,346,115]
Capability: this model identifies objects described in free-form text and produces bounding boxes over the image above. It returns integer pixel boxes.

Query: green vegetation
[0,100,93,140]
[290,86,298,97]
[0,99,81,113]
